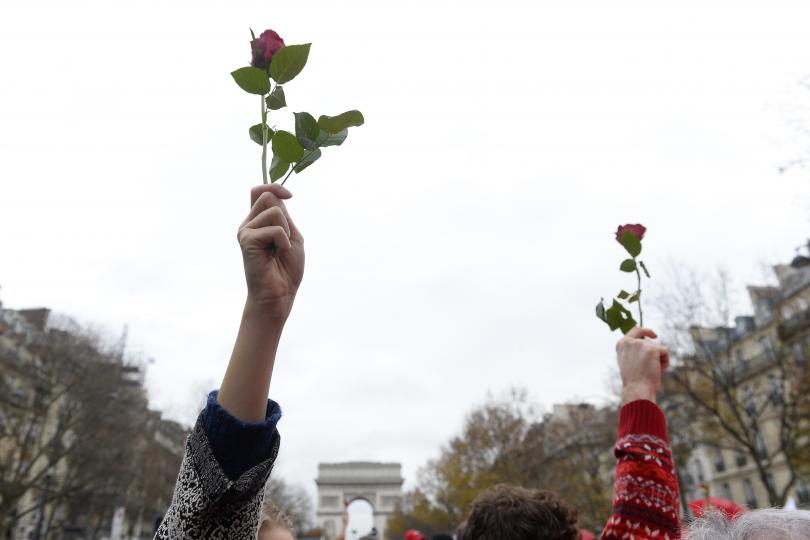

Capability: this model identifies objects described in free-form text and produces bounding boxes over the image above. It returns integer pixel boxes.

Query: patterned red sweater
[600,400,682,540]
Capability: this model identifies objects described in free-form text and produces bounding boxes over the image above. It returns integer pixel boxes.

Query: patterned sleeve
[601,400,682,540]
[154,416,280,540]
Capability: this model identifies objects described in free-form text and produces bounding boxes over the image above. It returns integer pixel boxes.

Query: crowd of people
[153,184,810,539]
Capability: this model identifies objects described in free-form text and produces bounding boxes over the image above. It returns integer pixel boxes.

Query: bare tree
[1,312,183,538]
[0,323,124,531]
[653,265,810,507]
[263,477,315,533]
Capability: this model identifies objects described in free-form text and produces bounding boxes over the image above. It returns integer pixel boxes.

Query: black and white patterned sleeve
[154,417,280,540]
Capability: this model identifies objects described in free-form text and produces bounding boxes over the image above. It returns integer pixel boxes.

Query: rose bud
[615,223,646,242]
[251,29,285,69]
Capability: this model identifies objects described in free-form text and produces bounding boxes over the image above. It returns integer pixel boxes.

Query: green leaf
[606,300,636,333]
[639,260,651,278]
[295,111,351,149]
[230,67,270,95]
[595,299,607,323]
[619,316,637,334]
[628,291,641,303]
[266,86,287,110]
[294,148,322,173]
[620,259,637,272]
[250,28,256,41]
[605,303,622,331]
[294,112,320,150]
[271,130,305,163]
[269,154,290,182]
[317,110,365,133]
[619,231,642,257]
[317,129,348,147]
[269,44,312,84]
[617,290,630,300]
[249,124,274,146]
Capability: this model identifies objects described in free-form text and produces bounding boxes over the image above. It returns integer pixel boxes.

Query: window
[757,300,773,324]
[736,349,749,372]
[714,448,726,473]
[694,459,705,483]
[793,342,806,365]
[722,483,733,501]
[735,450,747,468]
[797,479,810,506]
[743,478,758,508]
[743,386,756,416]
[759,337,775,359]
[766,473,776,493]
[755,431,768,459]
[767,373,783,406]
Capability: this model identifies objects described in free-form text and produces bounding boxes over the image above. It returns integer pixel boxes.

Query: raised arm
[156,184,304,539]
[601,327,682,540]
[218,183,305,421]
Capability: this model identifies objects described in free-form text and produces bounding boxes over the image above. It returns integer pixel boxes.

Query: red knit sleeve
[600,400,682,540]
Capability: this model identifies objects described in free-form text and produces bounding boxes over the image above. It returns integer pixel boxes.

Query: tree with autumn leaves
[386,390,616,537]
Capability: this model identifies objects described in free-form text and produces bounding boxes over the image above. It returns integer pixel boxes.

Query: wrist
[621,382,657,405]
[243,296,291,327]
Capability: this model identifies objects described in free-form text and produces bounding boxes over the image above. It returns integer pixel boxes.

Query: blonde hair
[260,501,294,532]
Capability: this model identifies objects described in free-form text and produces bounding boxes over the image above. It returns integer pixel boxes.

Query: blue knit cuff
[200,390,282,481]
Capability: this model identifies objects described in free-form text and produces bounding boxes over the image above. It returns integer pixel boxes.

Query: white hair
[685,509,810,540]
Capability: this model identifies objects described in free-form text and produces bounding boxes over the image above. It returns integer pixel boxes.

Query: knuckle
[257,191,276,206]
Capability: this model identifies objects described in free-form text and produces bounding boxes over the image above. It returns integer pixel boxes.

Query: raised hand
[238,184,305,320]
[616,327,670,405]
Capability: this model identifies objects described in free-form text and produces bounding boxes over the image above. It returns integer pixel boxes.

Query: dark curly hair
[457,485,581,540]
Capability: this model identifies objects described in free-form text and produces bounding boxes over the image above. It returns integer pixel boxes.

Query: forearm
[217,300,286,422]
[601,400,681,539]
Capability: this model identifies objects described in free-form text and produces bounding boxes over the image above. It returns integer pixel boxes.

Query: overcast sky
[3,0,810,507]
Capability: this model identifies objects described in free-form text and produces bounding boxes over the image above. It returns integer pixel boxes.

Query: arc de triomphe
[316,462,404,540]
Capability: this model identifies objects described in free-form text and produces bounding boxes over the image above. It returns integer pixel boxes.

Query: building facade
[672,263,810,510]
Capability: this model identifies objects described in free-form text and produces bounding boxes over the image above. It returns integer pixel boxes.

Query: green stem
[280,147,318,186]
[261,94,268,185]
[280,167,294,186]
[634,258,644,327]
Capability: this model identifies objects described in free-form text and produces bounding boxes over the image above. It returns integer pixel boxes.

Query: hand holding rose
[238,184,304,321]
[616,326,670,404]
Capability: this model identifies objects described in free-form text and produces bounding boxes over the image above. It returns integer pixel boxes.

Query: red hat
[688,497,748,520]
[404,530,426,540]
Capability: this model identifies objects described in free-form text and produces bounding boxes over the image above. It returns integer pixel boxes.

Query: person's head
[685,509,810,540]
[258,502,294,540]
[457,484,580,540]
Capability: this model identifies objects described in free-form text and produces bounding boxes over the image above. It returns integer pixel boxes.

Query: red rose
[251,29,285,69]
[615,223,646,242]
